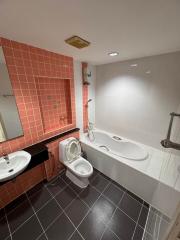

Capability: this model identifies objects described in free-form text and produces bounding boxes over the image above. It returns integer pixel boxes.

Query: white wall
[74,61,96,133]
[96,52,180,149]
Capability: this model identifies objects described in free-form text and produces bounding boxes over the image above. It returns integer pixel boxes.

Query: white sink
[0,151,31,182]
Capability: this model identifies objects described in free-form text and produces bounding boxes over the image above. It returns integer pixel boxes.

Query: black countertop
[0,128,79,186]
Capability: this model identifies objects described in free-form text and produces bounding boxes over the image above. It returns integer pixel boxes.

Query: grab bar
[99,145,110,151]
[161,112,180,150]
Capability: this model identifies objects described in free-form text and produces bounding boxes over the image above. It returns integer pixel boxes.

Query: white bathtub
[81,129,180,218]
[86,130,148,160]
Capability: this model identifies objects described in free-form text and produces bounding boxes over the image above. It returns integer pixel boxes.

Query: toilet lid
[65,138,81,162]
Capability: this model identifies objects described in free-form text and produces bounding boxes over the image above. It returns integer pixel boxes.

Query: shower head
[87,99,92,103]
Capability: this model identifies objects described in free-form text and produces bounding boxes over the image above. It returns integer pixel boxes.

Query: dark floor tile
[138,206,149,229]
[29,187,52,211]
[108,208,136,240]
[46,213,75,240]
[78,211,106,240]
[65,197,89,227]
[133,225,144,240]
[101,228,119,240]
[112,180,127,192]
[126,190,143,204]
[37,199,62,230]
[119,193,142,221]
[103,182,124,205]
[55,186,76,209]
[91,195,116,224]
[69,231,84,240]
[0,217,10,240]
[5,237,11,240]
[27,182,45,197]
[60,171,71,184]
[79,185,101,207]
[0,208,5,220]
[37,234,47,240]
[91,174,109,192]
[69,181,84,195]
[99,172,112,181]
[46,177,67,196]
[89,168,100,183]
[7,200,34,233]
[143,202,149,208]
[12,215,42,240]
[5,194,27,214]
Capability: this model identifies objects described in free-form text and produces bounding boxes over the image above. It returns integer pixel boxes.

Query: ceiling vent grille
[65,36,90,49]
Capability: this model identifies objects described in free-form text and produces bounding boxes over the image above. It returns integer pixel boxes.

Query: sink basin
[0,151,31,182]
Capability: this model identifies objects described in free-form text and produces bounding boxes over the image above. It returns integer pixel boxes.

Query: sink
[0,151,31,182]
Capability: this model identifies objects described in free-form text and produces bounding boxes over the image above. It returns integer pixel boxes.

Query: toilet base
[66,169,89,188]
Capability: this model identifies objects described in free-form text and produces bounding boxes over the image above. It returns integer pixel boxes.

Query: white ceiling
[0,0,180,65]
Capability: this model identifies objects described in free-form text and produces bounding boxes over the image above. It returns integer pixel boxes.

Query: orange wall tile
[82,62,89,132]
[0,37,76,155]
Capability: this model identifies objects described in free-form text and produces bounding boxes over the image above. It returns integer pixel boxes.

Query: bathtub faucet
[161,112,180,150]
[87,122,95,141]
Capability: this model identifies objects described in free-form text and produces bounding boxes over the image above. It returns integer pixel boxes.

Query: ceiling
[0,0,180,65]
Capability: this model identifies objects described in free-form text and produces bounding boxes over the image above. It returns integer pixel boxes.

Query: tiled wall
[0,36,80,207]
[0,37,76,155]
[82,62,89,132]
[36,77,72,133]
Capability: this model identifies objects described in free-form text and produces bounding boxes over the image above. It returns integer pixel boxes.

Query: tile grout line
[4,209,13,240]
[131,203,143,240]
[91,181,141,226]
[6,178,66,238]
[99,191,126,240]
[45,183,86,240]
[25,192,48,240]
[66,180,113,240]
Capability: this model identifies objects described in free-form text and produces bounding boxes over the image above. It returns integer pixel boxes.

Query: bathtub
[81,129,180,218]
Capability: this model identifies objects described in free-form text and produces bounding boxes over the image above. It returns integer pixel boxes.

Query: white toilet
[59,137,93,188]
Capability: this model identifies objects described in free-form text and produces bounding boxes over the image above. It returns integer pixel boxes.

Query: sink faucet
[2,152,10,164]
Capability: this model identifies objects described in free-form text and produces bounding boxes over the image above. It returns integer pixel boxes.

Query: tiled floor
[0,168,150,240]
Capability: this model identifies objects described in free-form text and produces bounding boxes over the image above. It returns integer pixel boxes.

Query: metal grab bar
[161,112,180,150]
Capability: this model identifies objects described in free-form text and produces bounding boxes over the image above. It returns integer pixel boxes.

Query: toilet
[59,137,93,188]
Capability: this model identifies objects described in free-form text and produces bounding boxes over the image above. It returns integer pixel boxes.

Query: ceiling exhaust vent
[65,36,90,49]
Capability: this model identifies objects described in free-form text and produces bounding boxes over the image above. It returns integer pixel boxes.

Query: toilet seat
[65,138,81,163]
[68,157,93,177]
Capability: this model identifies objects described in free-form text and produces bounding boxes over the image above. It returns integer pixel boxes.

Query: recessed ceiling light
[108,52,119,57]
[146,70,151,74]
[130,64,138,67]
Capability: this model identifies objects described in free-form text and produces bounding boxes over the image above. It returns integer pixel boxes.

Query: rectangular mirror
[0,46,23,143]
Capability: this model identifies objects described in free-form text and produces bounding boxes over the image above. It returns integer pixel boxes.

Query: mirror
[0,47,23,143]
